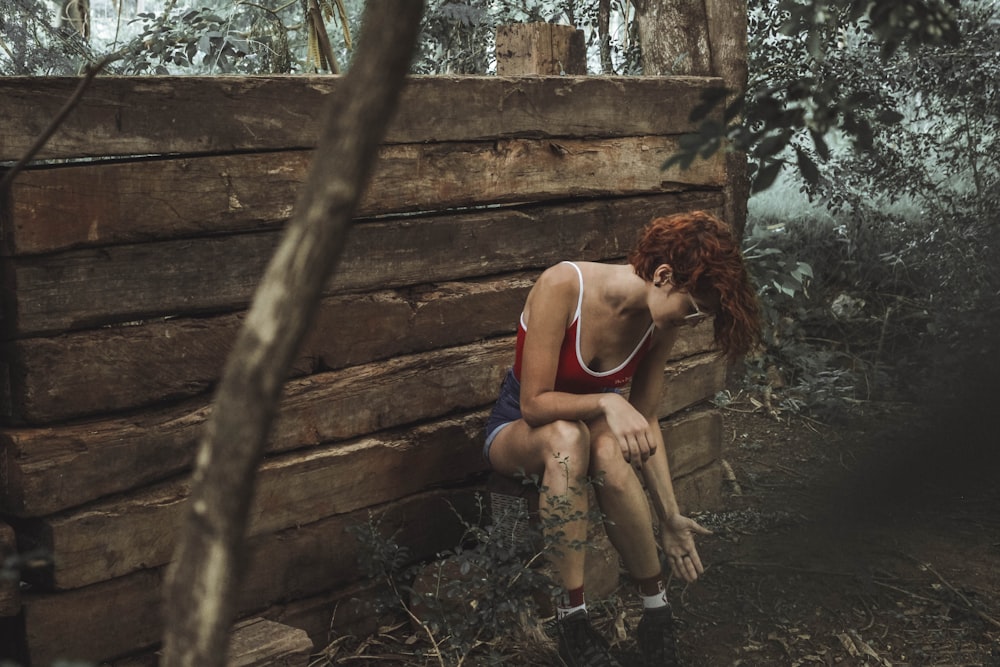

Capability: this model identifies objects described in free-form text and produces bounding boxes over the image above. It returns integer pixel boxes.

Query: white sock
[557,602,587,619]
[641,589,669,610]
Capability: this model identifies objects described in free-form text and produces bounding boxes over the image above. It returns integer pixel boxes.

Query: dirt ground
[320,386,1000,666]
[652,398,1000,667]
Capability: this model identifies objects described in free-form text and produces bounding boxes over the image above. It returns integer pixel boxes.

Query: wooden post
[495,23,586,76]
[705,0,749,237]
[0,521,19,617]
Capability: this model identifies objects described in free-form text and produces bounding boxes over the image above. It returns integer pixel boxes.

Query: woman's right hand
[599,392,656,467]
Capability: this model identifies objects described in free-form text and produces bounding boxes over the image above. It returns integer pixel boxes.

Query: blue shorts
[482,369,522,466]
[481,369,624,467]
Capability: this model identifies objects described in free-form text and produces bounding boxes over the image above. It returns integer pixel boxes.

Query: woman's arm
[628,329,713,582]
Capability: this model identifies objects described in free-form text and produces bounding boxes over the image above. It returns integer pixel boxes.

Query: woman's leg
[488,418,592,592]
[586,421,662,582]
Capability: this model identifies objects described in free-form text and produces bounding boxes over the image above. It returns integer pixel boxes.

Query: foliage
[667,0,966,193]
[1,0,361,74]
[0,0,100,73]
[341,463,608,666]
[412,0,639,75]
[671,0,1000,423]
[119,7,253,74]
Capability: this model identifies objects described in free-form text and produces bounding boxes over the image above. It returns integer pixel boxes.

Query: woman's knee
[588,432,635,490]
[540,420,591,471]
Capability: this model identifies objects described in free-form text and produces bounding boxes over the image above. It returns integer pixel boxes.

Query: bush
[339,465,610,666]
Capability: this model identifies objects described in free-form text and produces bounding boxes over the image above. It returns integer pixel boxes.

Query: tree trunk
[634,0,712,76]
[705,0,749,237]
[159,2,425,666]
[634,0,749,236]
[598,0,613,74]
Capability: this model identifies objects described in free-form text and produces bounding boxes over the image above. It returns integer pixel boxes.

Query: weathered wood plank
[6,270,716,424]
[4,192,724,336]
[0,76,722,161]
[238,488,479,613]
[2,339,511,516]
[20,487,476,666]
[263,580,383,652]
[661,407,723,479]
[1,342,721,518]
[6,275,535,423]
[0,521,19,617]
[22,568,164,667]
[227,618,312,667]
[655,350,728,417]
[14,353,726,588]
[18,413,488,589]
[3,136,724,256]
[672,461,724,513]
[495,24,586,75]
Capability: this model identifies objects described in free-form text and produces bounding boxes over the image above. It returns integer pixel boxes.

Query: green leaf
[877,109,905,124]
[757,133,791,159]
[752,160,784,194]
[809,128,831,161]
[690,86,729,121]
[794,145,819,185]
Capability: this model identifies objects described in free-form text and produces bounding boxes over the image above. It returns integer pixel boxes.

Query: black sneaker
[636,605,680,666]
[556,609,621,667]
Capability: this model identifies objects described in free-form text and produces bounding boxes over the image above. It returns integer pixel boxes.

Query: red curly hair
[628,210,761,359]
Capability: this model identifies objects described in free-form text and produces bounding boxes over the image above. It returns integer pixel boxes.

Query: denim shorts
[482,369,522,466]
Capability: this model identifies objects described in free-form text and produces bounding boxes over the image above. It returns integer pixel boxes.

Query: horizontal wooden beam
[6,267,717,424]
[5,275,535,423]
[3,192,723,337]
[3,137,724,256]
[18,416,726,665]
[661,407,723,479]
[0,75,723,161]
[19,413,488,590]
[2,335,721,518]
[20,487,477,667]
[227,618,313,667]
[2,339,512,516]
[14,352,726,589]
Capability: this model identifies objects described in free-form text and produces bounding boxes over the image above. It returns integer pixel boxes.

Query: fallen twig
[916,558,1000,630]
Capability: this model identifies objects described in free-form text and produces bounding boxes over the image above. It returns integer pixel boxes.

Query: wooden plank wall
[0,75,731,666]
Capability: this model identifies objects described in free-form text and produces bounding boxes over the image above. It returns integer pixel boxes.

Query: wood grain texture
[5,276,534,423]
[15,352,725,589]
[226,617,313,667]
[4,137,724,256]
[2,338,720,518]
[2,339,512,516]
[4,192,724,336]
[0,76,721,161]
[0,521,19,616]
[19,487,476,666]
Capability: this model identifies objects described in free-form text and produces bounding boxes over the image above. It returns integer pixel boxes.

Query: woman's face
[648,265,712,329]
[651,288,711,329]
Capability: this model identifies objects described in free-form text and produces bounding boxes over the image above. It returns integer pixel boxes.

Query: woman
[482,210,760,667]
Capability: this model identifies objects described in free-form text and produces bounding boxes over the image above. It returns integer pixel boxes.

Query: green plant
[341,462,609,666]
[0,0,100,74]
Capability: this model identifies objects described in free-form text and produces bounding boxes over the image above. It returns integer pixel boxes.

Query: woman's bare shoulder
[524,262,579,326]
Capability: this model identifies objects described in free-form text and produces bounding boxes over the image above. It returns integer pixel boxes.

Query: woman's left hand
[660,513,712,583]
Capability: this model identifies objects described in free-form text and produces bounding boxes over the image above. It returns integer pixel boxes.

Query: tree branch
[159,2,425,665]
[0,54,113,193]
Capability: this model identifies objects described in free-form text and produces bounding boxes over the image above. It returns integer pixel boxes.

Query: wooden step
[227,617,313,667]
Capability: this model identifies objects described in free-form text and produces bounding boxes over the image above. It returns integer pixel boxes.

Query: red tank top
[512,262,655,394]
